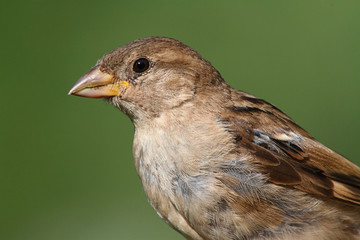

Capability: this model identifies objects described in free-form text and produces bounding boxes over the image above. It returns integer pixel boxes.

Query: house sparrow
[68,37,360,240]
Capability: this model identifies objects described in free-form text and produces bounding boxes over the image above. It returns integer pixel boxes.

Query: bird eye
[133,58,150,73]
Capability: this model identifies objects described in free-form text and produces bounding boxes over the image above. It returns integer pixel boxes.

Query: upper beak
[68,66,129,98]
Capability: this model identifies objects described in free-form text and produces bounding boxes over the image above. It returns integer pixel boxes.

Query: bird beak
[68,66,129,98]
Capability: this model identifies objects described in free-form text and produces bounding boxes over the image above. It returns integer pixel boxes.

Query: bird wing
[219,92,360,206]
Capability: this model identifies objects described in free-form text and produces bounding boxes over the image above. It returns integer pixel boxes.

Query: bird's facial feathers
[69,37,223,122]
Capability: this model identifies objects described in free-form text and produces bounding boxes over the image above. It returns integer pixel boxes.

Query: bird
[68,37,360,240]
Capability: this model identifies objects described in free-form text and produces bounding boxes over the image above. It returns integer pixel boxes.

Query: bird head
[68,37,224,122]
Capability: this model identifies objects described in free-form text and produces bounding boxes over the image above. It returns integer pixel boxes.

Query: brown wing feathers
[223,95,360,206]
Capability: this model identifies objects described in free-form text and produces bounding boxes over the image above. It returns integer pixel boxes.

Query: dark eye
[133,58,150,73]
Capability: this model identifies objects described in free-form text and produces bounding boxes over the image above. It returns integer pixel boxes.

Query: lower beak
[68,66,129,98]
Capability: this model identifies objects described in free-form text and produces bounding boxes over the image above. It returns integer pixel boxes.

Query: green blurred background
[1,1,359,239]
